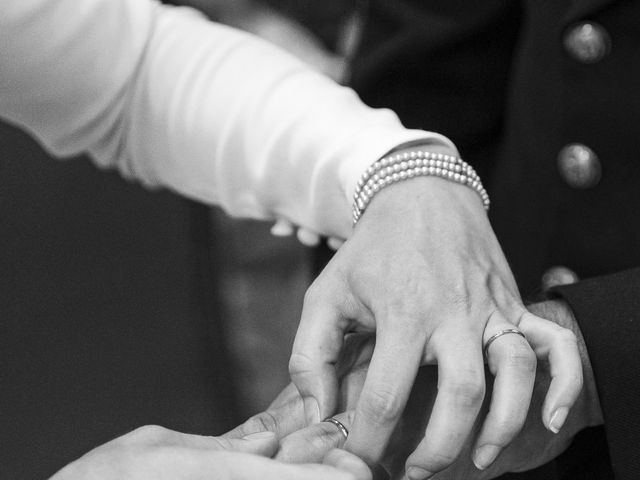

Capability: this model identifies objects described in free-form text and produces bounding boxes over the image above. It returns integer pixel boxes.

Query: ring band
[483,328,526,356]
[323,417,349,440]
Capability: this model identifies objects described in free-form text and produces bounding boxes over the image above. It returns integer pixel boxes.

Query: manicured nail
[549,406,569,433]
[303,396,321,425]
[243,431,276,440]
[473,444,501,470]
[405,467,433,480]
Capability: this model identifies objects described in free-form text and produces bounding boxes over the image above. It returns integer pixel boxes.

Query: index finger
[345,324,423,465]
[290,281,357,425]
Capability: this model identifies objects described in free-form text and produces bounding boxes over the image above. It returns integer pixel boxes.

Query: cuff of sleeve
[551,268,640,478]
[338,129,458,205]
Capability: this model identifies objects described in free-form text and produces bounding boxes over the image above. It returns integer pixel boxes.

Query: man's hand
[225,335,374,464]
[276,301,601,479]
[50,424,371,480]
[290,145,584,478]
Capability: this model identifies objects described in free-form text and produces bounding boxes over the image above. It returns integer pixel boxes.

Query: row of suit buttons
[541,22,610,289]
[557,21,609,190]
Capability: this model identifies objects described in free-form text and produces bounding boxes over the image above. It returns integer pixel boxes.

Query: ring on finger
[483,328,526,357]
[323,417,349,440]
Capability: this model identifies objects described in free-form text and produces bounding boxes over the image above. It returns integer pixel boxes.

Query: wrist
[352,144,488,226]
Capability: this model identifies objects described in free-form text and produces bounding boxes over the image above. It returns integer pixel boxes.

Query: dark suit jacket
[351,0,640,478]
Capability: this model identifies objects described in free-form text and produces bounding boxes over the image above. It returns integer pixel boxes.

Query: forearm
[0,0,455,240]
[134,7,440,235]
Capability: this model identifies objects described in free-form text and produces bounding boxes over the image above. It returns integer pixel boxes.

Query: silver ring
[483,328,526,356]
[323,417,349,440]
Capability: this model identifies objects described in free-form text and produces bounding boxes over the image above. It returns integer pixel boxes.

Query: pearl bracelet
[352,150,490,224]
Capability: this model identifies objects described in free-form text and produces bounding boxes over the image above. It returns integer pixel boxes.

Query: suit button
[564,22,611,64]
[557,143,601,189]
[542,266,579,291]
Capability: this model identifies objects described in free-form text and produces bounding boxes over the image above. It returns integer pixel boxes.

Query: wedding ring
[483,328,526,356]
[323,417,349,440]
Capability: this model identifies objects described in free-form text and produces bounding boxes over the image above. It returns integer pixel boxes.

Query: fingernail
[405,467,433,480]
[303,396,321,425]
[473,444,501,470]
[549,406,569,433]
[242,431,276,441]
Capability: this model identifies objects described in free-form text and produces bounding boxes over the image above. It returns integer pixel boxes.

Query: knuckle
[556,328,579,348]
[360,387,403,424]
[413,450,458,472]
[211,436,233,450]
[288,351,314,377]
[440,279,477,313]
[446,375,485,408]
[446,289,470,311]
[243,410,280,434]
[374,275,432,318]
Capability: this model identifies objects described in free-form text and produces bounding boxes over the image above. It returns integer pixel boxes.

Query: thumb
[222,388,306,441]
[216,432,279,457]
[324,449,372,480]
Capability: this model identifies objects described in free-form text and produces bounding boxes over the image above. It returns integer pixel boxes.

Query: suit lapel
[564,0,618,22]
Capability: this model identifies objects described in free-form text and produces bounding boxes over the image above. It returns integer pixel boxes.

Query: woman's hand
[50,424,371,480]
[282,301,600,479]
[289,154,583,478]
[432,301,603,479]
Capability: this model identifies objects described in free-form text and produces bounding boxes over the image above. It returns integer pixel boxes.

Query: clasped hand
[241,309,597,480]
[53,150,588,480]
[51,403,369,480]
[289,152,584,477]
[52,302,599,480]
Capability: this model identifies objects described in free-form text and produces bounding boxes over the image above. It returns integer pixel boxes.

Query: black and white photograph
[1,1,636,479]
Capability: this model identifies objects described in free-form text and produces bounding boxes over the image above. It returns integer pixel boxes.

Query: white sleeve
[0,0,456,239]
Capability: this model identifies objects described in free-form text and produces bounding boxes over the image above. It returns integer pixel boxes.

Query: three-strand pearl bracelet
[352,150,490,225]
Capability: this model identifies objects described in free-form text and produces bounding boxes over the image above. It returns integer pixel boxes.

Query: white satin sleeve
[0,0,457,239]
